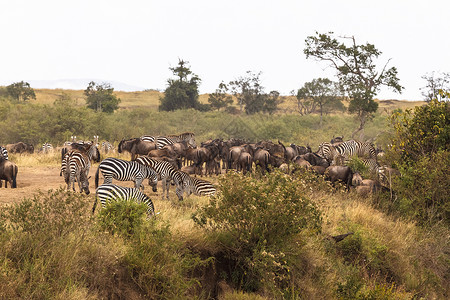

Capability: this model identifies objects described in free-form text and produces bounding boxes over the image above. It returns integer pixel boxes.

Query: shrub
[97,199,148,238]
[193,171,322,296]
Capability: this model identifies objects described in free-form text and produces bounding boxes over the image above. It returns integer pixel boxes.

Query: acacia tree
[229,71,279,114]
[296,78,343,125]
[84,81,121,113]
[304,32,403,138]
[6,81,36,102]
[159,59,201,111]
[208,81,233,111]
[420,71,449,102]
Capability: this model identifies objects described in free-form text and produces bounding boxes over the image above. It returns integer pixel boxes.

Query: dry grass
[32,88,425,113]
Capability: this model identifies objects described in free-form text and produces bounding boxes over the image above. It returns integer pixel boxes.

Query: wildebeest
[238,152,253,175]
[253,147,270,173]
[299,153,330,168]
[324,165,353,191]
[118,138,157,160]
[0,158,18,188]
[7,142,34,154]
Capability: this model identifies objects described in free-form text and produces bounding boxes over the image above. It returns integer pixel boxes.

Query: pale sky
[1,0,449,100]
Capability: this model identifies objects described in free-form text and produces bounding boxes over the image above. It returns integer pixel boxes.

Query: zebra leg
[103,175,113,185]
[135,178,144,191]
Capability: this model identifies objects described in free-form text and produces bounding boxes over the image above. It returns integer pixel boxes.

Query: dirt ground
[0,166,100,205]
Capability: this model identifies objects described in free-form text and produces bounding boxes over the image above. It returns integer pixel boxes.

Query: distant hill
[0,78,147,92]
[29,88,425,112]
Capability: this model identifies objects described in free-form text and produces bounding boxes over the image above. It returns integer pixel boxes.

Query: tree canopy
[228,71,280,115]
[296,78,344,125]
[84,81,121,113]
[6,81,36,102]
[304,32,403,138]
[159,59,202,111]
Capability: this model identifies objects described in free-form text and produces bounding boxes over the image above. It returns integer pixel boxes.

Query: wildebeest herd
[1,133,398,217]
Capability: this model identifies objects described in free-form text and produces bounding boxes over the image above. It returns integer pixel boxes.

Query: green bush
[193,170,322,296]
[97,200,148,238]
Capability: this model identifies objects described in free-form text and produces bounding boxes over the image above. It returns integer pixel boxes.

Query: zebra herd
[3,132,393,217]
[60,132,216,218]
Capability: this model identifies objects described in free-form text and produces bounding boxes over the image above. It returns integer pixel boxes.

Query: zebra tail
[92,196,98,214]
[95,166,100,189]
[12,166,17,188]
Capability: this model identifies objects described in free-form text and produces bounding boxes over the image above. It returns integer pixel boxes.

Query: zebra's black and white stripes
[41,143,54,154]
[318,140,377,162]
[0,146,8,160]
[175,170,216,200]
[63,150,91,194]
[141,132,196,149]
[134,156,179,199]
[93,184,155,217]
[95,157,158,192]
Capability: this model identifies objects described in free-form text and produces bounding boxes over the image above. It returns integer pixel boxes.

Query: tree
[6,81,36,102]
[208,82,233,111]
[420,71,449,102]
[84,81,121,113]
[296,78,344,125]
[159,59,201,111]
[228,71,280,114]
[304,32,403,138]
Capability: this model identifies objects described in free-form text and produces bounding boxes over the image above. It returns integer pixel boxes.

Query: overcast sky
[1,0,449,100]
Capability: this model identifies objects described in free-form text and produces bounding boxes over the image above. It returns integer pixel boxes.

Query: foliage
[389,99,449,162]
[84,81,121,113]
[159,59,202,111]
[208,81,233,111]
[420,71,450,102]
[228,71,281,114]
[6,81,36,102]
[296,77,344,124]
[193,171,322,296]
[304,32,403,136]
[97,199,148,238]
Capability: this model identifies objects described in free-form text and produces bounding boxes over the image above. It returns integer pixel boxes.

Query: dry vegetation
[0,89,445,299]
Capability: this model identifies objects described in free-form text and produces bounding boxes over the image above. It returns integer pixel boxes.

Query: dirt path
[0,166,99,205]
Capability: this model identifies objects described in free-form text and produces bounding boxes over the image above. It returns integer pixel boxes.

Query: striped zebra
[92,184,155,217]
[318,140,377,162]
[60,143,100,176]
[41,143,54,154]
[63,150,91,194]
[176,170,216,200]
[331,154,380,173]
[0,146,8,160]
[134,155,184,200]
[141,132,196,149]
[101,141,114,154]
[95,157,158,192]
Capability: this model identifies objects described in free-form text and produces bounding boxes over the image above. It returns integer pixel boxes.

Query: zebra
[101,141,114,154]
[134,155,183,200]
[331,154,380,173]
[60,143,100,176]
[175,170,216,200]
[95,157,158,192]
[0,146,8,160]
[92,184,155,218]
[141,132,196,149]
[317,140,377,162]
[63,150,91,194]
[41,143,54,154]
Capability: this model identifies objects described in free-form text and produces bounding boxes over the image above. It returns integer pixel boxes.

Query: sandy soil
[0,166,100,205]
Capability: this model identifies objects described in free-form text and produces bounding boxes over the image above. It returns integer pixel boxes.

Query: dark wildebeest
[7,142,34,154]
[118,138,157,161]
[300,153,330,168]
[0,158,18,188]
[324,166,353,191]
[292,155,312,173]
[253,147,270,174]
[238,152,253,175]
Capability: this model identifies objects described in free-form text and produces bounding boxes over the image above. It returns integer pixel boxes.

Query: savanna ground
[0,89,447,299]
